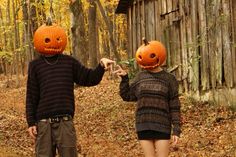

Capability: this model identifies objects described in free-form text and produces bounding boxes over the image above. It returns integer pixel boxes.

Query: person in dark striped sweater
[26,21,114,157]
[26,54,114,157]
[114,39,181,157]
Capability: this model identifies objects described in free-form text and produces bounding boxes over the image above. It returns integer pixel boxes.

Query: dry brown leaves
[0,74,235,157]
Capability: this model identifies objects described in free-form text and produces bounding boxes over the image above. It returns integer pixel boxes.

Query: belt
[39,115,72,123]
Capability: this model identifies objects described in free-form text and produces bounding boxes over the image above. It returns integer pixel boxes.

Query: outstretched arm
[114,65,137,102]
[73,58,114,86]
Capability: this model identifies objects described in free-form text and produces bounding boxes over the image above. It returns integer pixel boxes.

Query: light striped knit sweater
[119,70,181,136]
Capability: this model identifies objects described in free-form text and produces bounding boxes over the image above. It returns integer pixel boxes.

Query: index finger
[173,136,178,145]
[29,131,36,139]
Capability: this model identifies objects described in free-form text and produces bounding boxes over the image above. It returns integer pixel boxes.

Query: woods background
[0,0,127,83]
[0,0,235,156]
[0,0,236,105]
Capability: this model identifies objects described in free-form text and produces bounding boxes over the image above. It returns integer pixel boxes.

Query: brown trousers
[36,120,78,157]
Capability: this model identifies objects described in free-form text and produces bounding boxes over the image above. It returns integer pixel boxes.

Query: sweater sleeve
[26,62,39,127]
[73,58,105,86]
[119,75,137,102]
[169,75,181,136]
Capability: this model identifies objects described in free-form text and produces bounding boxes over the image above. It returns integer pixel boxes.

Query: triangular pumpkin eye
[45,38,51,43]
[150,53,156,58]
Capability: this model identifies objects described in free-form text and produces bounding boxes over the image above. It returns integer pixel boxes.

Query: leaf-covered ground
[0,75,235,157]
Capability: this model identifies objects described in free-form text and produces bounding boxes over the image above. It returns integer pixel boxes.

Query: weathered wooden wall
[126,0,236,96]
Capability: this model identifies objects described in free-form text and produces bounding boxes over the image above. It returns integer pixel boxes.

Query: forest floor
[0,74,235,157]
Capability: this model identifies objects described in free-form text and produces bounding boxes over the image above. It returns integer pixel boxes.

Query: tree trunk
[12,0,20,87]
[0,7,4,74]
[30,0,42,59]
[95,0,121,61]
[70,0,88,65]
[88,0,98,68]
[22,0,32,64]
[6,0,14,76]
[0,6,7,75]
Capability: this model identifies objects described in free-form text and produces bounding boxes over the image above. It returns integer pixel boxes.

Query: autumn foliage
[0,75,235,157]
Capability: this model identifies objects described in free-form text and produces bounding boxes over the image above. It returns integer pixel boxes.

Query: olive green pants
[36,120,78,157]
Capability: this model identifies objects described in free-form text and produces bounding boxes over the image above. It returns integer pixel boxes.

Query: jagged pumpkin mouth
[140,58,160,69]
[44,47,62,52]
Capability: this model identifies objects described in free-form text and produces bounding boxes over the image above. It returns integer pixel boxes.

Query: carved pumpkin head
[33,19,67,55]
[135,38,166,69]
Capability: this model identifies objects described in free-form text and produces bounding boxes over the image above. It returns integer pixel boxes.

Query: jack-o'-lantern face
[135,38,166,69]
[33,19,67,55]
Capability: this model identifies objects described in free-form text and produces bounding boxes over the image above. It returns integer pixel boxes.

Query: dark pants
[36,120,78,157]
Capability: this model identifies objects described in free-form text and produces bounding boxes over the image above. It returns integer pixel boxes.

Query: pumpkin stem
[142,37,149,45]
[46,17,53,26]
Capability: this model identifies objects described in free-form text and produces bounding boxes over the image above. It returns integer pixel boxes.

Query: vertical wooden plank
[185,0,193,91]
[161,2,170,67]
[161,0,167,14]
[206,0,217,88]
[169,25,175,68]
[141,0,145,38]
[169,22,177,67]
[179,0,189,92]
[154,0,158,39]
[168,2,174,68]
[155,0,162,40]
[214,0,223,86]
[191,0,199,92]
[167,0,173,13]
[128,8,133,58]
[159,0,165,43]
[186,0,191,92]
[145,1,149,40]
[172,0,179,10]
[132,1,137,57]
[222,0,234,87]
[231,0,236,86]
[148,0,155,40]
[174,1,183,91]
[137,0,141,46]
[176,24,183,90]
[164,27,171,67]
[198,0,210,90]
[185,0,197,91]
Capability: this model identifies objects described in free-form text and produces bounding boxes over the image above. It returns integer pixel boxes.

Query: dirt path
[0,76,235,157]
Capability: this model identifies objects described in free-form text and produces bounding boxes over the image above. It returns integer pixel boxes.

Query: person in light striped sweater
[114,39,181,157]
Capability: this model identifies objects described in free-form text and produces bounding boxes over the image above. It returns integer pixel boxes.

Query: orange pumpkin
[33,19,67,55]
[135,38,166,69]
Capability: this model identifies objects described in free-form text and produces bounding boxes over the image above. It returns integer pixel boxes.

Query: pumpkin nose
[57,37,62,43]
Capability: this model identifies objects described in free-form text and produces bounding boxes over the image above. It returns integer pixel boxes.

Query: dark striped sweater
[120,70,181,136]
[26,54,105,127]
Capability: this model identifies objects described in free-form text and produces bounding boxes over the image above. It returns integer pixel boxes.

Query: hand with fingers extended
[100,58,116,70]
[28,126,37,139]
[113,65,127,77]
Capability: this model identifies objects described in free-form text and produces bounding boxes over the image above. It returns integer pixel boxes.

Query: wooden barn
[116,0,236,103]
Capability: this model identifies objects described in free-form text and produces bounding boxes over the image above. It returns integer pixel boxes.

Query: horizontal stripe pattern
[120,70,181,136]
[26,54,105,127]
